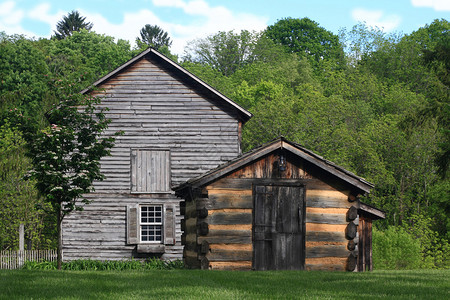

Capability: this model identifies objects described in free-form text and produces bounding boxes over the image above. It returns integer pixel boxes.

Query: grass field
[0,269,449,299]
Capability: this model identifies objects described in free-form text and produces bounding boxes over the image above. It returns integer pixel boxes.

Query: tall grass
[22,258,184,271]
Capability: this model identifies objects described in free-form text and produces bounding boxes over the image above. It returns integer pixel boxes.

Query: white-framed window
[127,203,175,248]
[131,149,171,193]
[140,205,163,243]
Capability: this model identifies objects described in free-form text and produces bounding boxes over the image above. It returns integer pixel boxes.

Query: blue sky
[1,0,449,54]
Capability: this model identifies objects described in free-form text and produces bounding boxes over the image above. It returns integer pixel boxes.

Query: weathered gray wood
[347,253,357,271]
[131,149,170,193]
[199,222,209,236]
[345,222,357,240]
[347,240,356,251]
[64,52,245,261]
[200,240,209,254]
[306,213,347,225]
[164,205,175,245]
[203,194,253,209]
[197,236,252,244]
[205,213,252,225]
[253,185,305,271]
[306,196,350,209]
[197,229,252,244]
[207,249,252,262]
[359,202,386,220]
[137,244,165,253]
[306,245,349,258]
[197,207,208,219]
[347,206,358,221]
[19,224,24,251]
[200,256,209,270]
[306,231,347,242]
[127,204,138,244]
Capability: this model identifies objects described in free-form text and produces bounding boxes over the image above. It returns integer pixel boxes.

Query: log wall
[184,152,360,270]
[63,56,241,261]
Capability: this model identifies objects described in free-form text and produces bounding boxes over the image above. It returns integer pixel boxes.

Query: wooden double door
[253,184,306,270]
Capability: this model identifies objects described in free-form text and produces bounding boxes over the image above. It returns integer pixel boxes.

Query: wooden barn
[61,48,251,261]
[175,137,385,271]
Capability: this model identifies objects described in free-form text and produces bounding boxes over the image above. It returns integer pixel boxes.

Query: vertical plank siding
[0,250,57,269]
[63,57,241,261]
[185,153,358,271]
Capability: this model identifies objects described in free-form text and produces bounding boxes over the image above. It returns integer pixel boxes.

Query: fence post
[19,224,25,251]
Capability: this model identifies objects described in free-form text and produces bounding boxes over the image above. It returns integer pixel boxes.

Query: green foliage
[373,227,422,269]
[54,10,93,40]
[266,17,345,71]
[48,29,134,87]
[402,214,450,269]
[22,258,185,271]
[136,24,172,50]
[16,77,122,268]
[184,30,260,76]
[22,80,120,217]
[0,121,55,250]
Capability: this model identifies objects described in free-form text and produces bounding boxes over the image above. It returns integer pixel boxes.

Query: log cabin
[61,48,252,261]
[175,137,385,271]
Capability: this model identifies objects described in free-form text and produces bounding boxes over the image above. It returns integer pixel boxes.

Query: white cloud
[0,1,35,37]
[411,0,450,11]
[82,9,165,43]
[0,0,268,55]
[28,3,63,28]
[352,8,402,32]
[151,0,268,54]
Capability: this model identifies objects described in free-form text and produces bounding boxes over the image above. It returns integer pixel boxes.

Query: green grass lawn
[0,269,449,299]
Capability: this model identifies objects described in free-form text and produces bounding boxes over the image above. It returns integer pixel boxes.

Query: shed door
[253,184,305,270]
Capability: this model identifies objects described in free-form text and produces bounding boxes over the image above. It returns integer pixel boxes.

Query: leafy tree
[54,10,93,40]
[266,17,345,70]
[339,22,400,66]
[0,121,54,250]
[136,24,172,50]
[19,79,121,269]
[49,29,134,87]
[184,30,260,76]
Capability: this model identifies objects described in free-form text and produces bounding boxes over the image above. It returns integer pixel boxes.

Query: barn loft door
[253,184,305,270]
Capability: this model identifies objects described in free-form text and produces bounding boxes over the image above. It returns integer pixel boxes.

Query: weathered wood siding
[63,56,241,261]
[185,152,359,270]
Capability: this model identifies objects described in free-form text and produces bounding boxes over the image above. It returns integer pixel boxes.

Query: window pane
[141,223,162,242]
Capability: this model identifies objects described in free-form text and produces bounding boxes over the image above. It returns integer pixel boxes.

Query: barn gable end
[62,49,251,261]
[175,137,385,271]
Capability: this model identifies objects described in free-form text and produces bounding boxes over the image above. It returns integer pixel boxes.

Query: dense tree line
[0,15,448,268]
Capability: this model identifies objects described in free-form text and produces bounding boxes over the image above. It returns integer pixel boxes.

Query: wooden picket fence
[0,250,57,270]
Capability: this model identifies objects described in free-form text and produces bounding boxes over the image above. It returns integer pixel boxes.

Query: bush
[22,258,184,271]
[403,214,450,269]
[373,226,422,269]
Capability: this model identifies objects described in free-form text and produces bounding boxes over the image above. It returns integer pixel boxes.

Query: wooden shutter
[164,205,176,245]
[131,150,170,193]
[127,204,139,244]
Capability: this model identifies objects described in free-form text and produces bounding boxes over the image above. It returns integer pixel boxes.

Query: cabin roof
[359,202,386,220]
[174,137,374,194]
[80,48,252,123]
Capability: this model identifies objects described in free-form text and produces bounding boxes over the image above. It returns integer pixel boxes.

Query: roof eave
[80,48,252,123]
[174,137,374,194]
[359,202,386,220]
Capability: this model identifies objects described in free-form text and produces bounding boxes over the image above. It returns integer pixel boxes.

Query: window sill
[137,244,165,253]
[130,191,174,194]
